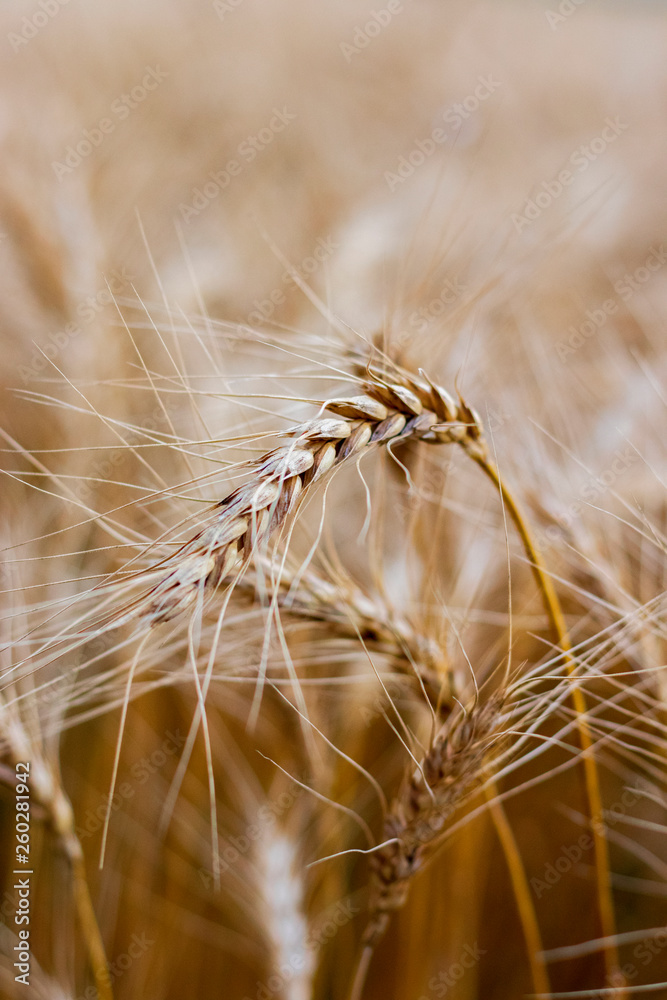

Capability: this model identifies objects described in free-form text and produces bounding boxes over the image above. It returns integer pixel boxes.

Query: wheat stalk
[466,453,624,993]
[119,349,619,993]
[10,343,622,997]
[1,700,112,1000]
[9,343,625,997]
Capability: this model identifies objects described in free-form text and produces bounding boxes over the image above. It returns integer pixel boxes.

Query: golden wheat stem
[44,781,113,1000]
[465,447,624,995]
[69,852,114,1000]
[3,724,113,1000]
[486,787,551,997]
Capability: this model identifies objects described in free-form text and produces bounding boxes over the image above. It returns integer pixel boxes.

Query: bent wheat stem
[118,357,620,995]
[465,444,623,995]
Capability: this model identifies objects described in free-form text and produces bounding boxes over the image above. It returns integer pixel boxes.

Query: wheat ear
[141,364,483,624]
[243,561,454,714]
[364,697,505,944]
[128,352,618,991]
[346,695,505,1000]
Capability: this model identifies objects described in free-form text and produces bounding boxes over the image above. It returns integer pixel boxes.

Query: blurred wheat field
[2,1,667,998]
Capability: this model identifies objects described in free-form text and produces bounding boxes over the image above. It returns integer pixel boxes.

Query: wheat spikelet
[363,695,506,949]
[139,363,483,625]
[242,559,454,713]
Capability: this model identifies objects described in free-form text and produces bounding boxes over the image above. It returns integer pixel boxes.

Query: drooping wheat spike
[242,560,454,715]
[357,696,505,963]
[90,341,619,994]
[142,363,483,624]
